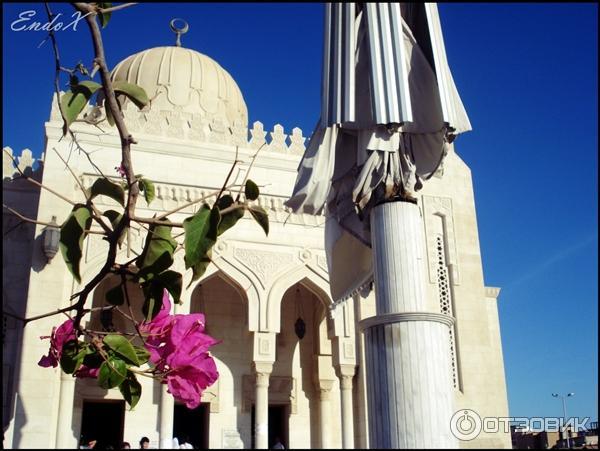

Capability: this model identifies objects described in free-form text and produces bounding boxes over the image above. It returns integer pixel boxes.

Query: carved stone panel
[233,248,295,290]
[422,195,460,285]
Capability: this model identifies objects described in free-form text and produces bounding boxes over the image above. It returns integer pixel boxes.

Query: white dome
[111,46,248,129]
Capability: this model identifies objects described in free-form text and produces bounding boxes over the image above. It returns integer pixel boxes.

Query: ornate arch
[189,244,261,332]
[266,264,331,333]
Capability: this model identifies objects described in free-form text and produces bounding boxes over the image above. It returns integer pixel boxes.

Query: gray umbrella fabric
[285,3,471,304]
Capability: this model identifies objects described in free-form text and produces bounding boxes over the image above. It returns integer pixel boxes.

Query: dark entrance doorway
[80,400,124,449]
[268,404,289,448]
[250,404,289,449]
[173,402,210,449]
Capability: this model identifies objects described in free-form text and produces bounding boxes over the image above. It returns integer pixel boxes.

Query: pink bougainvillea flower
[74,364,100,379]
[38,318,77,368]
[165,354,218,409]
[115,164,127,177]
[140,290,220,409]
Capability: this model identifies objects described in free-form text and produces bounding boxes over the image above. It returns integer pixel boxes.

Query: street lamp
[552,392,575,448]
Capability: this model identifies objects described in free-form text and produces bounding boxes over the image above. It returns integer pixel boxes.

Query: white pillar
[339,374,355,449]
[55,373,76,448]
[317,380,334,449]
[362,201,457,448]
[254,362,272,449]
[159,383,175,449]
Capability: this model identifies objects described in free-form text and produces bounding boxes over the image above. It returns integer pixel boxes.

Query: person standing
[139,437,150,449]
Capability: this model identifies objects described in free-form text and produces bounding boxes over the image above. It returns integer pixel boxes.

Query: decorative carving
[423,196,460,285]
[299,249,312,263]
[208,118,228,144]
[233,248,294,289]
[485,286,501,299]
[288,127,306,154]
[249,121,266,149]
[258,337,270,356]
[317,255,329,274]
[269,124,287,152]
[343,342,355,359]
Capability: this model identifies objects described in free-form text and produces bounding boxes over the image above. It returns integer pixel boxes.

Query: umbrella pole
[360,200,458,448]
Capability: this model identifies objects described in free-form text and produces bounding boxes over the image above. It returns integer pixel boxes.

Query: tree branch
[97,2,138,13]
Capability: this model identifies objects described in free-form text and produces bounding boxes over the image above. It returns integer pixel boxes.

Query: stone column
[159,384,175,449]
[362,201,457,448]
[339,374,355,449]
[254,362,273,449]
[317,379,334,449]
[55,372,76,448]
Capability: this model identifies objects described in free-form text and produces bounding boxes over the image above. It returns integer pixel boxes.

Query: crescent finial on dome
[169,18,189,47]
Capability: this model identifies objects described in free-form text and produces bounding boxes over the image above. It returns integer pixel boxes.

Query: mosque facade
[3,42,511,449]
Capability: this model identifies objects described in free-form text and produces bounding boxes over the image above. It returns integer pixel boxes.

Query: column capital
[340,375,353,390]
[335,363,356,379]
[254,361,273,388]
[317,379,335,399]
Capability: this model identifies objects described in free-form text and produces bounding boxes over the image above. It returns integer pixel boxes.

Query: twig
[4,147,76,206]
[51,147,112,234]
[121,274,145,344]
[3,304,114,325]
[215,145,240,203]
[97,2,138,13]
[236,142,266,201]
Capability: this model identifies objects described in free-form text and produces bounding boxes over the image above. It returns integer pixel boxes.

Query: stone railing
[3,147,43,180]
[49,93,309,155]
[79,173,326,226]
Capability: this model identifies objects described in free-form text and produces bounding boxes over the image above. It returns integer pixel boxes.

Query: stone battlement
[49,93,308,155]
[3,147,43,180]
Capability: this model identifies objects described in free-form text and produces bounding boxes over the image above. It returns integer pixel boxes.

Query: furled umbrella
[285,3,471,448]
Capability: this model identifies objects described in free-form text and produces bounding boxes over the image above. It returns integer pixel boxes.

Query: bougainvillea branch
[2,3,271,409]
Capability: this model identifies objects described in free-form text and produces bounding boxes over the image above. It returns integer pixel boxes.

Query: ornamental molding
[484,286,501,299]
[422,195,460,285]
[49,93,307,156]
[78,173,326,226]
[232,248,295,290]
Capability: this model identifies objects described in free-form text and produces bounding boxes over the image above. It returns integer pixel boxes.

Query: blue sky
[3,3,598,424]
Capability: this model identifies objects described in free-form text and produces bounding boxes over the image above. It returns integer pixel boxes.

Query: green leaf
[186,249,212,289]
[215,195,244,236]
[183,205,219,271]
[105,284,124,306]
[142,279,164,321]
[218,207,244,236]
[97,3,112,28]
[133,346,150,366]
[113,80,149,109]
[88,178,125,206]
[119,372,142,409]
[98,357,128,389]
[249,205,269,236]
[157,270,182,304]
[136,223,177,280]
[59,204,93,283]
[138,178,155,205]
[245,179,260,201]
[103,334,139,366]
[216,194,234,210]
[60,340,85,374]
[102,209,126,246]
[60,81,103,129]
